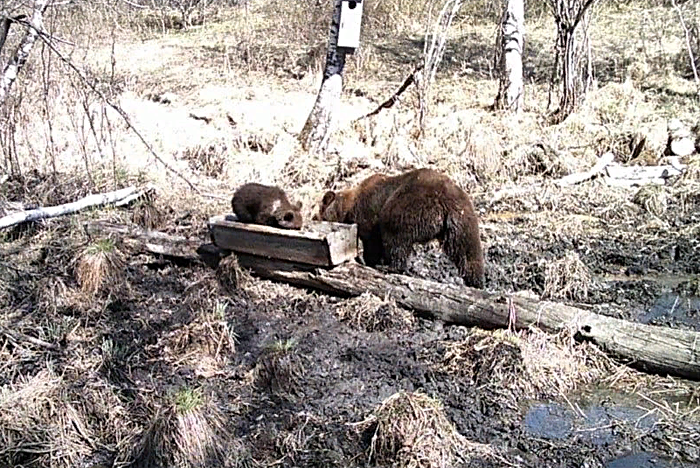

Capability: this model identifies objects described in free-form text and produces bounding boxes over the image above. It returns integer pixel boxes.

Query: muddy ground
[2,171,700,468]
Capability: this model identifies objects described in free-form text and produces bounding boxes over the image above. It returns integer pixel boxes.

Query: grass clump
[433,327,612,404]
[130,386,226,468]
[334,292,416,332]
[255,338,307,401]
[73,237,127,297]
[216,253,252,293]
[542,250,592,302]
[358,391,481,468]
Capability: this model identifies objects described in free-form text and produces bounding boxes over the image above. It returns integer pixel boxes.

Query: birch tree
[0,0,50,109]
[493,0,525,112]
[298,0,347,155]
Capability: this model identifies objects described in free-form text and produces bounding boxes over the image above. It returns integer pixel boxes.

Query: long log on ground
[248,262,700,381]
[0,185,154,229]
[84,222,700,381]
[85,220,203,262]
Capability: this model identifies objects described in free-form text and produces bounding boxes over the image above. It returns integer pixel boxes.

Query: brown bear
[314,168,485,288]
[232,183,303,230]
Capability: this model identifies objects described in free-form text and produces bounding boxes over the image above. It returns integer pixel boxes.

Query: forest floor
[1,2,700,467]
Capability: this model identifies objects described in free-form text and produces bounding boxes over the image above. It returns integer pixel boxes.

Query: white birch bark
[0,0,50,108]
[494,0,524,112]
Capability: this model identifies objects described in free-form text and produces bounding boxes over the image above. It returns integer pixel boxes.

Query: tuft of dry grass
[356,391,491,468]
[73,237,127,297]
[632,184,670,217]
[129,386,226,468]
[173,386,226,467]
[334,292,416,332]
[132,194,167,230]
[542,250,592,302]
[255,338,307,401]
[433,327,613,404]
[216,253,252,294]
[0,369,128,468]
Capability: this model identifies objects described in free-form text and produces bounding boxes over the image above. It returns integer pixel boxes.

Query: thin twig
[18,19,200,193]
[0,326,61,351]
[352,63,424,122]
[671,0,700,94]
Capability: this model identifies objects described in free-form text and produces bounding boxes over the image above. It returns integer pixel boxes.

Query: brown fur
[232,183,303,230]
[314,168,485,288]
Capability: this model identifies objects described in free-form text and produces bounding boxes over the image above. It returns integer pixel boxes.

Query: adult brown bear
[314,168,485,289]
[232,183,303,230]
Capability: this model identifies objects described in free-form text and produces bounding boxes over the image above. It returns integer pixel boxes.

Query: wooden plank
[235,252,326,273]
[208,214,358,267]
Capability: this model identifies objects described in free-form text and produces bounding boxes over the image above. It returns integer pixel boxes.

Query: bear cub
[232,183,303,230]
[314,168,485,288]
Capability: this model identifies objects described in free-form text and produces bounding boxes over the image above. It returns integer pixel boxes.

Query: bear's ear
[322,191,336,206]
[295,200,303,210]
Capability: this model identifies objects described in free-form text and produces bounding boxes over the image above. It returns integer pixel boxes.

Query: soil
[2,174,700,468]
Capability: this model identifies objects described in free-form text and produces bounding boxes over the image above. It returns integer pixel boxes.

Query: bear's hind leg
[443,212,484,289]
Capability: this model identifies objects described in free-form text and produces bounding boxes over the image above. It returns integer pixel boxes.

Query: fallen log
[245,262,700,382]
[555,152,614,187]
[85,220,203,262]
[84,221,700,381]
[0,185,154,230]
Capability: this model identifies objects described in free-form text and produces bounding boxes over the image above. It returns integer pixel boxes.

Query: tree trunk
[547,0,597,123]
[0,0,51,108]
[298,0,347,155]
[494,0,525,112]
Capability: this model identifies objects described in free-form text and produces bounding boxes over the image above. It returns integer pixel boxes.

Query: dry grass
[129,386,226,467]
[334,292,416,332]
[0,369,127,468]
[72,237,127,297]
[433,327,613,403]
[255,338,307,401]
[216,253,252,294]
[356,391,498,468]
[632,184,671,217]
[542,250,592,301]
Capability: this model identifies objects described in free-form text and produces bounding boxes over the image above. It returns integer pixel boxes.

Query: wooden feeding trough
[207,214,360,272]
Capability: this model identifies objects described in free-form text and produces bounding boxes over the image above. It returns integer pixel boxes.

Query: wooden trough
[207,214,360,272]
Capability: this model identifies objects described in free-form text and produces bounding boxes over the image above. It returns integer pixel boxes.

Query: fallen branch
[353,63,424,122]
[0,185,153,229]
[0,326,60,351]
[85,220,203,262]
[604,162,685,187]
[555,152,614,186]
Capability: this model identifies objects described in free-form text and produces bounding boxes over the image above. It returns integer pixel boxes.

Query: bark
[494,0,525,112]
[0,185,153,229]
[0,0,50,108]
[298,0,347,154]
[547,0,597,122]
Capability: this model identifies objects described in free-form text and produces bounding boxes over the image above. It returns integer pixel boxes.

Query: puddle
[637,291,700,331]
[605,451,678,468]
[523,386,697,466]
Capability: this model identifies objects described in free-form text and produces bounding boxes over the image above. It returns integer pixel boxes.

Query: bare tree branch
[671,0,700,93]
[24,20,200,193]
